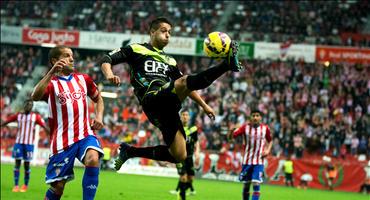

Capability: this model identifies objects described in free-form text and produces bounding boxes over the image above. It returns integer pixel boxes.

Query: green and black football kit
[103,41,241,168]
[105,43,185,145]
[177,125,198,176]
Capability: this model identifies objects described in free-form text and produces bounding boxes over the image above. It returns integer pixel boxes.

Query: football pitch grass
[1,163,367,200]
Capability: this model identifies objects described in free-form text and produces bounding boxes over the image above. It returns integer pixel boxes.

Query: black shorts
[285,173,293,181]
[177,156,195,176]
[141,81,185,146]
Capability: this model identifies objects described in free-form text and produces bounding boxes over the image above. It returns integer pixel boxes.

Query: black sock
[179,182,187,200]
[128,145,178,163]
[186,62,228,90]
[188,182,194,191]
[176,180,181,191]
[243,183,251,200]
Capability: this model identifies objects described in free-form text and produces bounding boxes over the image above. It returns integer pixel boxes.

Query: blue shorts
[239,164,264,183]
[45,135,103,184]
[12,143,34,161]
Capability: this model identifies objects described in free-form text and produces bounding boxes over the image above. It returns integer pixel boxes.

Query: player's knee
[252,182,260,186]
[84,151,100,167]
[51,182,65,195]
[174,76,190,98]
[84,155,100,167]
[175,75,188,88]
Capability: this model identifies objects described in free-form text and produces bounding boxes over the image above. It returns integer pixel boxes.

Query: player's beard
[252,121,260,127]
[157,37,169,49]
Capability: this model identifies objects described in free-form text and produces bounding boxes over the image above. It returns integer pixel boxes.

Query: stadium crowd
[1,0,369,162]
[1,45,369,161]
[1,1,369,46]
[0,45,42,116]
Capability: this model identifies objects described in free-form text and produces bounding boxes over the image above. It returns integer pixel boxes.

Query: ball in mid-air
[203,32,231,58]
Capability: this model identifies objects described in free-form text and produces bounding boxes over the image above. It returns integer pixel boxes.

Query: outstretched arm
[101,62,121,86]
[0,114,17,127]
[228,123,246,142]
[35,115,50,135]
[188,91,215,120]
[99,49,127,86]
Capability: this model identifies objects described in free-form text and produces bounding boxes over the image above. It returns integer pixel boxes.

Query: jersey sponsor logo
[57,89,86,105]
[318,164,344,188]
[52,158,70,167]
[144,60,169,76]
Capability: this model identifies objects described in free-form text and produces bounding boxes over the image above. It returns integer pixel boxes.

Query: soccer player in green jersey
[99,17,242,173]
[169,109,199,199]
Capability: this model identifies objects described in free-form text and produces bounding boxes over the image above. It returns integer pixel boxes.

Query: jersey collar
[57,74,73,81]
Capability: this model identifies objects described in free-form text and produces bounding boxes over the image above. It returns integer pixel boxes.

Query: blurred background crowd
[1,1,369,161]
[1,1,369,46]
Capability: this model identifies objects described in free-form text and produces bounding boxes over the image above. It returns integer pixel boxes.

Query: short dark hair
[24,99,33,104]
[48,46,69,66]
[180,108,189,114]
[149,17,172,33]
[250,109,262,115]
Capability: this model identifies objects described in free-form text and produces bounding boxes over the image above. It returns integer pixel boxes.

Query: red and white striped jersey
[41,73,100,155]
[4,112,46,145]
[233,123,272,165]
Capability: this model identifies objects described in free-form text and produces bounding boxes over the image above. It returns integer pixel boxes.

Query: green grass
[1,163,367,200]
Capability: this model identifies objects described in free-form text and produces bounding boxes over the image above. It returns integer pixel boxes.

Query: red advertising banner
[265,157,367,192]
[193,152,367,192]
[340,32,370,45]
[22,28,79,47]
[316,46,370,64]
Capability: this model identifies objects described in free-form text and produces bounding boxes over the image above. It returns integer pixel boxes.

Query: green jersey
[184,125,198,156]
[108,43,183,103]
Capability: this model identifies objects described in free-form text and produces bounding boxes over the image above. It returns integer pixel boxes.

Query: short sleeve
[233,124,246,138]
[35,114,46,128]
[265,125,272,142]
[4,114,18,124]
[83,74,100,102]
[41,83,53,102]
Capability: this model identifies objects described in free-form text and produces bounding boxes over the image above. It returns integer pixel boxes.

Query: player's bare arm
[43,126,51,135]
[91,95,104,131]
[262,140,273,158]
[227,124,236,142]
[194,141,200,163]
[99,49,127,86]
[101,62,121,86]
[31,59,67,101]
[188,91,215,120]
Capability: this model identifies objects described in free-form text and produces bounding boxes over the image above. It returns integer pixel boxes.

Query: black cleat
[114,142,131,171]
[227,41,243,72]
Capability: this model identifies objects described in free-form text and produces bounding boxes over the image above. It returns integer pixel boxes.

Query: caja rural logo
[318,164,344,188]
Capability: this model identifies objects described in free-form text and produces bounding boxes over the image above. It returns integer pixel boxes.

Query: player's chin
[64,67,74,74]
[162,40,169,47]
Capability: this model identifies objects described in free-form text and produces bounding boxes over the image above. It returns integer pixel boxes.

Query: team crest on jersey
[108,48,120,56]
[57,89,86,105]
